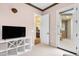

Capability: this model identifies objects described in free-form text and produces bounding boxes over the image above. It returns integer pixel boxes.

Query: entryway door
[56,7,77,53]
[76,7,79,55]
[40,14,50,45]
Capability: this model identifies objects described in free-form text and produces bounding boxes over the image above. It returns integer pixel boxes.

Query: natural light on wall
[62,15,72,20]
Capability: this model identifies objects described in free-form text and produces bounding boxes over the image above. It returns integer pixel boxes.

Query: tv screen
[2,26,26,39]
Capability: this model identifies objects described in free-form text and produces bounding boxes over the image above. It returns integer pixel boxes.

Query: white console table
[0,37,31,56]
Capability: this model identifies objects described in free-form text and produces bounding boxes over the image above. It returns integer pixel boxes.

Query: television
[2,26,26,40]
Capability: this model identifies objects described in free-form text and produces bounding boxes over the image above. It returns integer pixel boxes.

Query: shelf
[0,42,7,51]
[17,51,25,55]
[0,50,7,52]
[25,43,30,45]
[17,45,25,48]
[0,40,6,43]
[8,47,17,51]
[17,49,30,56]
[0,37,27,43]
[25,49,30,52]
[0,37,31,56]
[17,46,25,55]
[25,39,30,43]
[0,51,7,56]
[8,48,17,56]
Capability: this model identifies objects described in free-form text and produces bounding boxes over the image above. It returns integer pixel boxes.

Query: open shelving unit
[0,37,31,56]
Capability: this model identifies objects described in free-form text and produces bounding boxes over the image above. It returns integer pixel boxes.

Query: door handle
[47,32,49,35]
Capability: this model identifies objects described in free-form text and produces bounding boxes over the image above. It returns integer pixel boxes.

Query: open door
[40,14,50,45]
[34,14,41,45]
[56,8,77,54]
[76,7,79,55]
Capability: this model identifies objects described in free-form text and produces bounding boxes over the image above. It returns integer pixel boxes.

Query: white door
[76,7,79,55]
[56,11,61,47]
[40,14,49,45]
[73,7,79,55]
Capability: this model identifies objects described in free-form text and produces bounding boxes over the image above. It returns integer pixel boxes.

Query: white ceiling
[31,3,54,9]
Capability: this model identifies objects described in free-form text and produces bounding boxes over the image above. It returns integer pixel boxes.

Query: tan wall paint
[43,3,76,47]
[0,3,42,46]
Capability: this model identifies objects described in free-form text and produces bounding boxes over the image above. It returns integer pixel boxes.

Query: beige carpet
[20,44,75,56]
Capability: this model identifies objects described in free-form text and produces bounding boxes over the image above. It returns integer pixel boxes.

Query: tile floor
[60,39,76,53]
[21,44,75,56]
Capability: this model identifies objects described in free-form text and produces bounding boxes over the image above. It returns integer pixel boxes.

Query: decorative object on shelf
[11,8,18,13]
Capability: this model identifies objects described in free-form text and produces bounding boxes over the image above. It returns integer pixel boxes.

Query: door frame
[56,5,77,54]
[34,13,50,45]
[34,13,41,45]
[76,4,79,55]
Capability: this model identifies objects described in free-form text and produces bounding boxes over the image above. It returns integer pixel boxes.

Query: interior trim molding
[26,3,43,11]
[57,47,77,55]
[25,3,58,11]
[43,3,58,11]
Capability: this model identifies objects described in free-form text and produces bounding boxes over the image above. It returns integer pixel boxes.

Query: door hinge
[76,33,78,37]
[76,46,78,50]
[76,20,78,24]
[76,8,78,10]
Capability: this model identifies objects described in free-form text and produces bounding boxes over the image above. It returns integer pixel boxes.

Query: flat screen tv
[2,26,26,40]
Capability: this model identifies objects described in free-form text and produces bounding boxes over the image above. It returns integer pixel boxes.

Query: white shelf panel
[0,37,31,56]
[17,51,25,55]
[0,50,7,53]
[25,45,31,50]
[17,49,30,56]
[0,37,27,43]
[25,39,30,43]
[17,45,25,48]
[8,47,17,51]
[0,51,7,56]
[25,49,30,52]
[0,42,7,51]
[17,39,24,46]
[8,48,17,56]
[17,46,24,52]
[25,43,30,45]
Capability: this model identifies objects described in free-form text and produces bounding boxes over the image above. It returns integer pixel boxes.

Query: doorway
[56,8,77,53]
[34,15,41,45]
[34,14,50,45]
[60,14,76,52]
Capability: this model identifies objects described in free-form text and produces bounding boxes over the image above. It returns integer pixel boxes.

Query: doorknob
[47,32,49,35]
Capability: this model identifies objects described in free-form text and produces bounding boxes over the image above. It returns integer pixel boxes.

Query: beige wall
[0,3,42,46]
[43,3,76,47]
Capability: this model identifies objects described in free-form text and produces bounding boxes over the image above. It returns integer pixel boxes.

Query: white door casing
[76,7,79,55]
